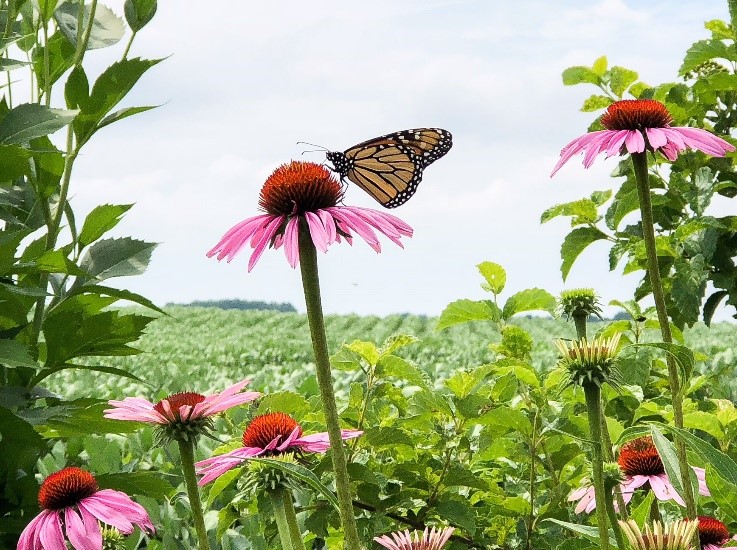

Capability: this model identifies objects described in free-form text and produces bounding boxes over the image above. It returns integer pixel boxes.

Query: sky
[61,0,734,318]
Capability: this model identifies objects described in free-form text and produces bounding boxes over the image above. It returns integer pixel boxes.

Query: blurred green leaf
[78,204,133,248]
[0,338,37,368]
[562,66,600,86]
[501,288,556,319]
[0,103,77,144]
[436,299,498,330]
[124,0,157,32]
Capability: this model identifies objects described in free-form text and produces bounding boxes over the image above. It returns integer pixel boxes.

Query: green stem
[177,439,211,550]
[572,314,587,340]
[297,220,362,550]
[729,0,737,43]
[271,489,295,550]
[122,30,136,60]
[631,152,697,518]
[583,382,611,550]
[279,487,307,550]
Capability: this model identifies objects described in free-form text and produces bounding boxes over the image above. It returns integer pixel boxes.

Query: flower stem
[177,438,211,550]
[582,381,611,550]
[297,221,362,550]
[631,152,697,518]
[271,489,296,550]
[278,487,307,550]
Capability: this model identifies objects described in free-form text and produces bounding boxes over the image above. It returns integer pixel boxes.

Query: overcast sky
[65,0,733,318]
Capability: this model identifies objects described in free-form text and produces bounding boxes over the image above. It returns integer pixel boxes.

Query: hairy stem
[583,382,611,550]
[177,439,211,550]
[631,152,696,518]
[298,221,362,550]
[271,489,295,550]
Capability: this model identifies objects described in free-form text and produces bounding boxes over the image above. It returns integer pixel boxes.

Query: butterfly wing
[327,128,452,208]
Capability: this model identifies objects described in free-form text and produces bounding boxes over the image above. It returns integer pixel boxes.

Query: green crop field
[47,307,737,402]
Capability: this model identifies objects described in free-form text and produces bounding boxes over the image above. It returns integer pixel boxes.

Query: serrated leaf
[680,39,737,76]
[435,496,476,533]
[65,284,164,313]
[630,342,694,381]
[96,471,176,499]
[74,237,156,284]
[477,261,505,295]
[436,299,498,331]
[0,338,37,368]
[562,66,600,86]
[706,466,737,523]
[649,425,687,502]
[660,423,737,486]
[65,66,89,110]
[560,227,608,280]
[581,94,612,112]
[0,103,77,144]
[124,0,157,32]
[78,204,133,247]
[377,355,429,389]
[381,333,418,355]
[629,491,654,527]
[206,466,243,507]
[592,56,608,75]
[55,3,125,50]
[501,288,556,319]
[610,66,638,97]
[364,426,414,448]
[540,198,599,225]
[671,257,707,328]
[343,340,380,365]
[97,105,158,132]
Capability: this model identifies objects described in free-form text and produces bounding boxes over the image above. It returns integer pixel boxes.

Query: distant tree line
[169,299,297,312]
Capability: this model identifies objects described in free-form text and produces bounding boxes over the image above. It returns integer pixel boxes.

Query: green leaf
[501,288,556,319]
[680,39,737,76]
[477,261,505,294]
[0,144,31,183]
[380,333,418,355]
[706,466,737,523]
[560,227,608,280]
[629,491,654,526]
[377,355,429,389]
[343,340,380,365]
[124,0,157,32]
[32,0,60,23]
[0,338,37,368]
[364,426,414,448]
[96,471,176,499]
[649,425,686,502]
[671,257,708,328]
[478,406,532,436]
[32,32,75,89]
[74,237,156,284]
[55,3,125,50]
[562,66,601,86]
[540,198,599,225]
[631,342,694,381]
[581,94,612,112]
[97,105,158,132]
[544,519,618,548]
[592,56,608,75]
[65,66,89,110]
[0,103,77,144]
[705,19,732,40]
[661,423,737,486]
[251,458,340,512]
[436,299,498,330]
[206,466,243,506]
[704,290,728,326]
[610,66,638,97]
[435,496,476,533]
[74,57,162,144]
[78,204,133,248]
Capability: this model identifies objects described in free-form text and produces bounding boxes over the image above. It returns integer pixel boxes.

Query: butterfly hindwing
[326,128,452,208]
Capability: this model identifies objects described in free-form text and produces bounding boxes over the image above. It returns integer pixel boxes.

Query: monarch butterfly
[325,128,452,208]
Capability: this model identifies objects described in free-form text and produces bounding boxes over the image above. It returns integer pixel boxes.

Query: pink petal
[305,211,330,253]
[623,129,645,154]
[327,208,382,252]
[196,446,265,485]
[693,466,710,496]
[208,214,274,261]
[650,474,685,506]
[38,511,66,550]
[247,215,285,272]
[318,209,337,244]
[551,130,611,176]
[293,429,363,453]
[81,490,153,534]
[18,509,52,550]
[104,397,166,424]
[65,506,102,550]
[282,216,300,268]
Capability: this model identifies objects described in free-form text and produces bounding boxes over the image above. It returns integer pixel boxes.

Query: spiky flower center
[618,436,665,476]
[243,412,303,450]
[559,288,602,319]
[259,161,343,216]
[698,516,731,546]
[38,467,98,510]
[619,519,698,550]
[154,391,206,420]
[555,334,621,388]
[600,99,673,131]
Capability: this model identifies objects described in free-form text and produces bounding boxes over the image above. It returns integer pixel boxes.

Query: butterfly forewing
[326,127,452,208]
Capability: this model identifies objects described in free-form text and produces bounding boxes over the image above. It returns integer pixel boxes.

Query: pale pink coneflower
[569,436,709,513]
[206,161,413,271]
[551,98,735,176]
[195,412,362,485]
[699,516,737,550]
[374,526,455,550]
[104,379,260,442]
[18,467,154,550]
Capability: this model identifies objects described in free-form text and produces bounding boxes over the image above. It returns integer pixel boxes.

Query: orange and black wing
[326,128,452,208]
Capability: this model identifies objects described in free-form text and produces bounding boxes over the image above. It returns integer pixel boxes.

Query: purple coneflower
[551,98,735,176]
[196,412,362,485]
[569,436,709,513]
[699,516,737,550]
[207,161,412,271]
[104,379,260,440]
[18,467,154,550]
[374,526,455,550]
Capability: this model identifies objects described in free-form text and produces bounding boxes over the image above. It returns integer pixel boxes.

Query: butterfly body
[326,128,452,208]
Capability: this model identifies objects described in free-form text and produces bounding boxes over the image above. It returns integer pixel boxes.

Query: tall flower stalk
[552,98,735,525]
[298,225,362,548]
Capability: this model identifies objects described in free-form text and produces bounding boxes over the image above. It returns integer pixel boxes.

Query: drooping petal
[80,490,155,535]
[623,129,645,154]
[305,211,330,253]
[649,474,686,506]
[693,466,710,496]
[195,446,265,485]
[195,380,260,417]
[551,130,612,176]
[17,509,52,550]
[282,216,301,268]
[328,208,382,252]
[645,127,668,149]
[292,429,363,453]
[248,215,285,272]
[676,126,735,157]
[38,511,66,550]
[208,214,275,261]
[104,397,166,424]
[65,506,101,550]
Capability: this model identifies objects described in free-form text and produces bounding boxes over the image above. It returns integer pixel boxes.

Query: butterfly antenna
[296,141,329,155]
